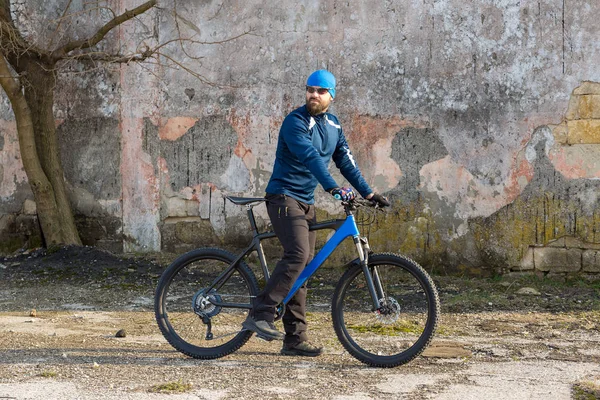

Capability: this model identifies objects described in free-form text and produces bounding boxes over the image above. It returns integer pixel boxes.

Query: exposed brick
[573,81,600,95]
[533,247,581,273]
[565,95,581,120]
[551,123,568,144]
[582,250,600,273]
[567,120,600,144]
[579,95,600,119]
[164,197,200,218]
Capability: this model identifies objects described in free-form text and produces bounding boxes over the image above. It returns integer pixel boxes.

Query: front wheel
[155,248,259,359]
[332,253,440,367]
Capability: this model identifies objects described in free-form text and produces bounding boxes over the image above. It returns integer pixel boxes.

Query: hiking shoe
[242,317,284,341]
[280,341,323,357]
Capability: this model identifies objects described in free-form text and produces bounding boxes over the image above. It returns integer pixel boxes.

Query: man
[242,69,390,357]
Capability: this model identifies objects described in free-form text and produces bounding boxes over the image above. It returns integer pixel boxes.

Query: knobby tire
[154,248,259,359]
[332,253,440,367]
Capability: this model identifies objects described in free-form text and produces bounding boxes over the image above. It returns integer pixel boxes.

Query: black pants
[252,194,316,346]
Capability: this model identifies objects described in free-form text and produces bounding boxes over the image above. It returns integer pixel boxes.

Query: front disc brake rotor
[376,297,401,324]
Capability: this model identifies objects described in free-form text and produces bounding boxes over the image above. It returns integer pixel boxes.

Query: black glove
[369,193,390,208]
[330,187,356,201]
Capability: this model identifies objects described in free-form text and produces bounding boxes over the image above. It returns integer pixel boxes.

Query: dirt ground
[1,246,599,399]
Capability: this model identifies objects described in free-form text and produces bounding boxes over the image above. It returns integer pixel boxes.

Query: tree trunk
[19,58,82,245]
[0,0,161,249]
[0,52,66,245]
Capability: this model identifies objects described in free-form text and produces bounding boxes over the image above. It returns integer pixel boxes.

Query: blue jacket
[265,105,372,204]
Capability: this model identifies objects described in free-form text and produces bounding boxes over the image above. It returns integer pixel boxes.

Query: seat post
[246,205,260,235]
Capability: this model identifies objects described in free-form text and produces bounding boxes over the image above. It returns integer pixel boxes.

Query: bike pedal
[255,333,274,342]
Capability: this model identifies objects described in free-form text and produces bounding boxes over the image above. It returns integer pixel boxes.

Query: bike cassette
[192,288,223,317]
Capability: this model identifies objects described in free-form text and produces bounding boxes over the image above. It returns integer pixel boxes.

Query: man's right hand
[369,193,390,208]
[330,187,356,201]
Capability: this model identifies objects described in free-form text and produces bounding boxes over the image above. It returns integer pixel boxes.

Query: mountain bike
[154,196,440,368]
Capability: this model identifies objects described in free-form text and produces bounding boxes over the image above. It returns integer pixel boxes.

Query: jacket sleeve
[332,128,373,198]
[281,113,339,191]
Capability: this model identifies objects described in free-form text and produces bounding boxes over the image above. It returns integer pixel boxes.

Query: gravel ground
[1,246,599,399]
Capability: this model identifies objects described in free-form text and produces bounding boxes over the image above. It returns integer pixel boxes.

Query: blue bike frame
[282,214,359,305]
[205,198,381,313]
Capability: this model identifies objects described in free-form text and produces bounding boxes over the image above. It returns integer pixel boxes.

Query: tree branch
[46,0,74,49]
[51,0,156,60]
[62,29,254,64]
[0,0,10,23]
[0,0,45,60]
[67,48,156,64]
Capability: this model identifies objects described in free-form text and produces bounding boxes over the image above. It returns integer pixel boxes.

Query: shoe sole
[280,349,322,357]
[255,333,274,342]
[241,320,284,341]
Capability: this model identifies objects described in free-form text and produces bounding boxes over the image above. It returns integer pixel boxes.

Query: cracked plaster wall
[1,0,600,274]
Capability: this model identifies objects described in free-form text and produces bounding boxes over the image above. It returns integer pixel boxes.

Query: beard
[306,99,329,115]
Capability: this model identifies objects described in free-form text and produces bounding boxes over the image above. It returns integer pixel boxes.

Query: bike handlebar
[342,198,387,213]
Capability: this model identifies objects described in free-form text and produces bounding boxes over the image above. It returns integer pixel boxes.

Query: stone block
[582,241,600,251]
[567,120,600,144]
[573,81,600,95]
[514,247,534,271]
[533,247,581,273]
[582,250,600,273]
[22,199,37,215]
[565,95,581,120]
[95,239,124,254]
[579,95,600,119]
[0,233,25,254]
[164,197,200,218]
[0,214,16,233]
[551,123,568,144]
[160,218,221,252]
[546,237,565,247]
[547,235,585,249]
[15,215,39,236]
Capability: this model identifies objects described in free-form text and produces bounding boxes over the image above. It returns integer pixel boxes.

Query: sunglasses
[306,86,330,95]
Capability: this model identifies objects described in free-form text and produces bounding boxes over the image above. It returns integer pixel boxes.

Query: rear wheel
[154,248,259,359]
[332,253,440,367]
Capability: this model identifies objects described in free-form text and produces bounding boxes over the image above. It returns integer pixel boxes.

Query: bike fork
[354,236,385,311]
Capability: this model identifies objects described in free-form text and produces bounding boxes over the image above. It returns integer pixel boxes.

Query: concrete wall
[2,0,600,275]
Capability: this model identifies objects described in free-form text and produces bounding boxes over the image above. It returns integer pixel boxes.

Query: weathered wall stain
[390,127,448,202]
[160,116,239,192]
[471,82,600,273]
[57,118,121,200]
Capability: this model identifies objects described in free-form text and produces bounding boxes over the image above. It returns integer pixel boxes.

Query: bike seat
[226,196,266,206]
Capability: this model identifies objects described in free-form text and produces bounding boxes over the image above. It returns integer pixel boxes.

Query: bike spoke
[333,254,439,367]
[155,249,258,358]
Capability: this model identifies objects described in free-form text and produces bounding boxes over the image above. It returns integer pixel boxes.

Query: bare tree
[0,0,249,247]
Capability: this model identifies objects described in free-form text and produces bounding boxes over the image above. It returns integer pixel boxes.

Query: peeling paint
[159,117,199,141]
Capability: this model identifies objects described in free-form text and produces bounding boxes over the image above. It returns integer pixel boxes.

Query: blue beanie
[306,70,336,99]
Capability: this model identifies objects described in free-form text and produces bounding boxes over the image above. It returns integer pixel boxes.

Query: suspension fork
[354,236,385,311]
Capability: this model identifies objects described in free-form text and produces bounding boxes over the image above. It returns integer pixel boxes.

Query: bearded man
[242,69,390,356]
